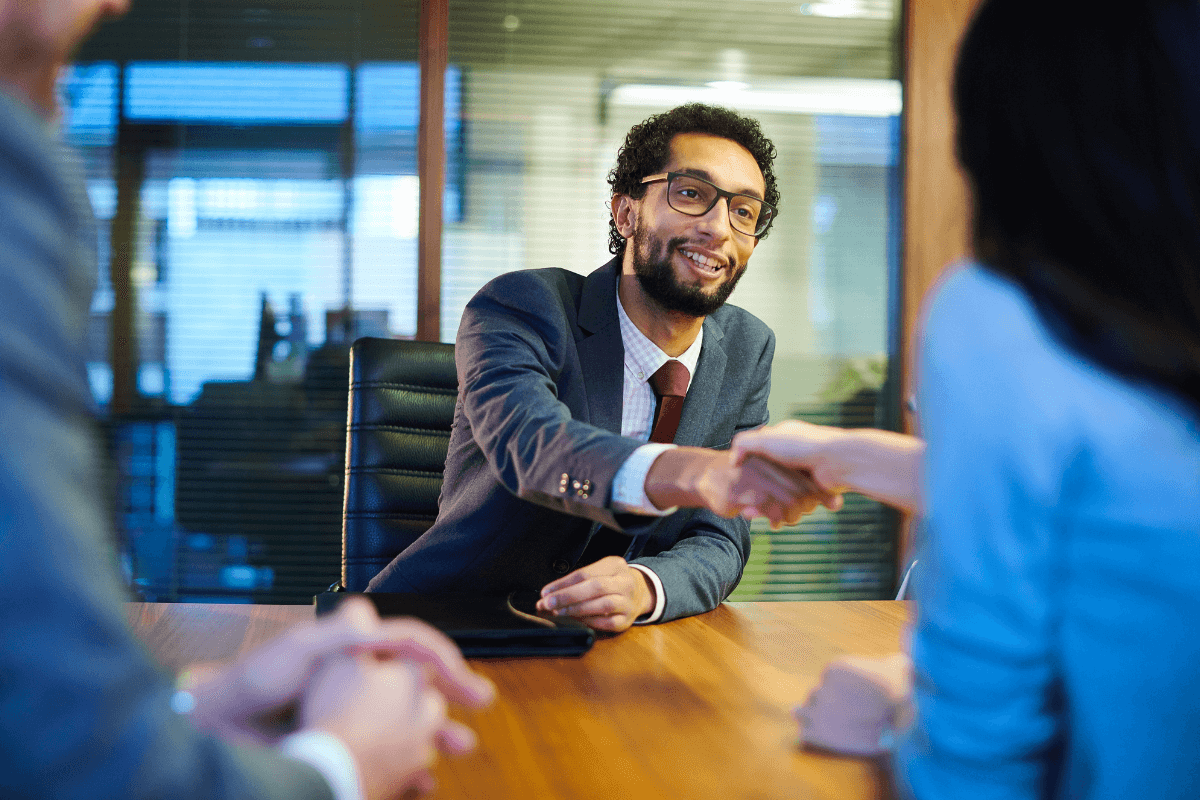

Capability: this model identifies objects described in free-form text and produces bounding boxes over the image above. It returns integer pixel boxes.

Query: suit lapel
[576,259,624,434]
[674,315,727,447]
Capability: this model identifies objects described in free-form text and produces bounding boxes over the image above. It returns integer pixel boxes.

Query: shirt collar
[616,284,704,388]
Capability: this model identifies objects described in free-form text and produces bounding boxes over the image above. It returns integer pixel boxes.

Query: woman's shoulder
[918,262,1078,411]
[922,262,1187,417]
[922,262,1044,354]
[919,261,1199,495]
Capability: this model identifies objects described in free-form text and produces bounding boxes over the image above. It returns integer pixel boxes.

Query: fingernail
[471,677,496,704]
[544,597,556,610]
[458,727,479,751]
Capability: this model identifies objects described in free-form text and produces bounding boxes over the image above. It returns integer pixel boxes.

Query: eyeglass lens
[667,174,773,235]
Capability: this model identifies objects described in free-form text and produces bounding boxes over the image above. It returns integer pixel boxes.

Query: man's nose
[693,197,734,239]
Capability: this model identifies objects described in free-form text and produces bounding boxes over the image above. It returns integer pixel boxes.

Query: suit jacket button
[552,559,570,574]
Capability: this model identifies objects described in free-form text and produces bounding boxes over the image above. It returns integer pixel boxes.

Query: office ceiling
[78,0,900,81]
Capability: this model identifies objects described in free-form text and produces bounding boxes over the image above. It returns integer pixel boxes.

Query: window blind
[70,1,427,602]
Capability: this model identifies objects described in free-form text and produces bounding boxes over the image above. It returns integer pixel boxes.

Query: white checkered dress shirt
[609,286,703,623]
[615,290,703,442]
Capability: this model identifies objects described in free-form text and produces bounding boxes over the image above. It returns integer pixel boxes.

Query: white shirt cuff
[628,563,666,624]
[612,443,678,515]
[280,730,363,800]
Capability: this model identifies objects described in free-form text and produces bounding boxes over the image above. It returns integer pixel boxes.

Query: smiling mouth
[679,248,726,278]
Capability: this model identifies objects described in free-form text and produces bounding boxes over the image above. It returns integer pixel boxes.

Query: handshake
[645,420,925,526]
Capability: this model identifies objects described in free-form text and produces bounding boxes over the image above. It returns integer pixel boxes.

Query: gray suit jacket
[0,89,332,800]
[368,260,774,621]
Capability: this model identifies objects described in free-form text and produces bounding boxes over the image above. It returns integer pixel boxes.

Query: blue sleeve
[0,96,333,800]
[893,269,1065,800]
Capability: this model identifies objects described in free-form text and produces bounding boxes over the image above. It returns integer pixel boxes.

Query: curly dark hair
[606,103,780,255]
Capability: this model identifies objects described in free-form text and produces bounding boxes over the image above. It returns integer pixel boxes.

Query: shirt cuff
[280,730,363,800]
[628,563,666,624]
[612,443,678,515]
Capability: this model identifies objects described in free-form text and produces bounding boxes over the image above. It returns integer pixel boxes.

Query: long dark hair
[954,0,1200,409]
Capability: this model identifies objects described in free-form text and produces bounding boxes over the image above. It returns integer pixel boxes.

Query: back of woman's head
[954,0,1200,410]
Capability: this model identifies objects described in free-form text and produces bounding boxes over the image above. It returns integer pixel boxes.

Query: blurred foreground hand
[182,598,494,798]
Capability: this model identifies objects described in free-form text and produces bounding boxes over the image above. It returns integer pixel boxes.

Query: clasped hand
[181,598,494,799]
[697,450,842,527]
[646,447,841,529]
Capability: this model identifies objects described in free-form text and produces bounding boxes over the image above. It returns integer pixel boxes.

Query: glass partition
[68,0,902,603]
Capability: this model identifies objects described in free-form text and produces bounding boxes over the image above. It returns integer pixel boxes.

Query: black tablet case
[313,591,595,658]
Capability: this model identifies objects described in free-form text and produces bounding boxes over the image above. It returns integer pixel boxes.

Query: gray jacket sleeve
[0,89,333,800]
[455,270,646,530]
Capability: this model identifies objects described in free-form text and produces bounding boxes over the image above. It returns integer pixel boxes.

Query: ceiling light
[610,79,901,117]
[794,0,892,19]
[705,80,750,91]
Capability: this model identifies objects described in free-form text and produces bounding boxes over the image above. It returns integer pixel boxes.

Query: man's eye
[678,188,700,199]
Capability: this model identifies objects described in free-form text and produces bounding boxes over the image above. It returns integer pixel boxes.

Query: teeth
[682,249,722,270]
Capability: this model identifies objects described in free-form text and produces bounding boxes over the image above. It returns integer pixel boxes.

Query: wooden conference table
[128,600,909,800]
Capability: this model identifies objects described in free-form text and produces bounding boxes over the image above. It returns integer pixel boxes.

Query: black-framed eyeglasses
[641,172,776,237]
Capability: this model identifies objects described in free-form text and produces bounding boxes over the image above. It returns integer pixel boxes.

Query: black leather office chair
[340,337,458,591]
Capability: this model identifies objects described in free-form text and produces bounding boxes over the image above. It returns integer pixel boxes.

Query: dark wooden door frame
[416,0,448,342]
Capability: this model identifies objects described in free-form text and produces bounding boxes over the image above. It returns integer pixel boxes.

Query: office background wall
[66,0,954,604]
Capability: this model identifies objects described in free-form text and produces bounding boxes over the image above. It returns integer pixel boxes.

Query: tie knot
[650,360,690,398]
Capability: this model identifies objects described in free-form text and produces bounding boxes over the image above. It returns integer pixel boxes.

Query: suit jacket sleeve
[627,326,773,622]
[454,270,648,531]
[0,93,333,800]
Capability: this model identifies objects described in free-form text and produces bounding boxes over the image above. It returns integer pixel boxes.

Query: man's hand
[731,421,925,514]
[182,597,494,746]
[730,420,855,493]
[536,556,655,633]
[645,447,842,529]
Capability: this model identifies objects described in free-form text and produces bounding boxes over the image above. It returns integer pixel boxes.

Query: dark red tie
[649,360,690,443]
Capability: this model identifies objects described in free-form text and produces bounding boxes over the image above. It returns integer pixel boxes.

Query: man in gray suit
[368,105,834,631]
[0,2,492,799]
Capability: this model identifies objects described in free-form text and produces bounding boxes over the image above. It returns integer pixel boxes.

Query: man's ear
[611,194,637,239]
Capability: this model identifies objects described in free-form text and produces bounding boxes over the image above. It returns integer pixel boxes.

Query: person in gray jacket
[369,105,836,630]
[0,2,492,799]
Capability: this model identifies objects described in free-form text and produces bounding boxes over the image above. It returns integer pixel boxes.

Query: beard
[630,222,746,318]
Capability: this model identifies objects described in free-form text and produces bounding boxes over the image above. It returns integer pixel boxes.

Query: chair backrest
[342,337,458,591]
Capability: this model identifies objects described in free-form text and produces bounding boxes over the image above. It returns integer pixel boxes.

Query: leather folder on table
[313,590,595,658]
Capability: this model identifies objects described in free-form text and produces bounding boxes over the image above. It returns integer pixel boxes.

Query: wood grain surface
[128,600,908,800]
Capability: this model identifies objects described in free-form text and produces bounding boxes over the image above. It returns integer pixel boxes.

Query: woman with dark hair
[732,1,1200,796]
